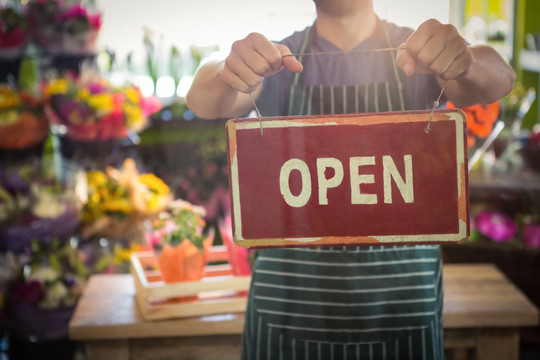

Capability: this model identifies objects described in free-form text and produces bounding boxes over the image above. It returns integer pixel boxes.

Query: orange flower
[447,101,500,148]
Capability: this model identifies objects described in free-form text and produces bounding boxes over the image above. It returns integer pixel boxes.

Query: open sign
[226,109,469,249]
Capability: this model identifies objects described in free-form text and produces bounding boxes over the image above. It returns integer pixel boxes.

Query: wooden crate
[130,246,251,321]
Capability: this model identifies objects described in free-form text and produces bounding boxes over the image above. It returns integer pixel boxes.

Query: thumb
[395,43,415,76]
[276,44,304,73]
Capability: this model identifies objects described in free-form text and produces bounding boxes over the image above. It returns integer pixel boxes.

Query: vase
[157,235,214,283]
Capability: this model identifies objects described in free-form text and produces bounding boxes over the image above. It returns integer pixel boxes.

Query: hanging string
[282,47,402,57]
[251,47,448,136]
[249,92,264,136]
[425,81,447,133]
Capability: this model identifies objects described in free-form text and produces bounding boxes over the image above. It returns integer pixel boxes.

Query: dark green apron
[242,22,444,360]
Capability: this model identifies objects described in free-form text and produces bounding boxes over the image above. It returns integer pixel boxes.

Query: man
[187,1,514,358]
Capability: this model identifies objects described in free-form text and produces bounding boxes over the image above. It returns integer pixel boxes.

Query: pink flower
[54,4,87,23]
[87,13,102,31]
[87,82,106,94]
[475,210,517,242]
[53,4,102,31]
[139,95,162,116]
[524,224,540,248]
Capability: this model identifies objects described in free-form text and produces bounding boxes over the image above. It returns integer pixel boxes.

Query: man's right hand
[220,32,303,94]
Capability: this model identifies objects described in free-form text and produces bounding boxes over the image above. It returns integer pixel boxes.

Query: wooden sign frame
[226,109,469,249]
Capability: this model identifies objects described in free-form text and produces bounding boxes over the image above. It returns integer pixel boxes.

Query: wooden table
[69,264,539,360]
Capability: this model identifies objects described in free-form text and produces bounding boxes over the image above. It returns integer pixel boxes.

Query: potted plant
[147,199,214,283]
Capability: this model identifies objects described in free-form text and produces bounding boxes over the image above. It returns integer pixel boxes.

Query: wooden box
[130,246,251,321]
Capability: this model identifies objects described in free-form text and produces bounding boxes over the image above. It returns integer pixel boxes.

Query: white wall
[97,0,450,68]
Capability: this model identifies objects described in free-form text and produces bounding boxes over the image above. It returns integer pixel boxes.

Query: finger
[250,37,285,74]
[220,65,259,94]
[275,44,304,73]
[224,52,264,88]
[395,44,415,76]
[436,38,471,80]
[405,18,441,57]
[439,48,473,80]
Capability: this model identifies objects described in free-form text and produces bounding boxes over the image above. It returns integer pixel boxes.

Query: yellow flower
[113,247,133,264]
[87,171,108,187]
[102,198,133,214]
[46,79,68,96]
[0,87,19,110]
[123,103,144,129]
[140,173,170,196]
[125,88,140,104]
[0,109,20,125]
[87,94,114,114]
[78,88,91,100]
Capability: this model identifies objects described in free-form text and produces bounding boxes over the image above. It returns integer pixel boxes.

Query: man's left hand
[396,19,473,81]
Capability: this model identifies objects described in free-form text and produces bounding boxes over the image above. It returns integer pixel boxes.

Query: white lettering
[317,158,344,205]
[350,156,377,204]
[280,159,312,207]
[279,155,414,208]
[383,155,414,204]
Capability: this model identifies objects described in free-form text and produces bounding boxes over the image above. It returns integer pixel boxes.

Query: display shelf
[469,168,540,202]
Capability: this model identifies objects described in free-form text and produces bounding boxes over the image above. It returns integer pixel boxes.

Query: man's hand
[220,32,303,94]
[396,19,473,81]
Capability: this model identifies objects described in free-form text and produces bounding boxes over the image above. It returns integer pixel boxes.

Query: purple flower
[524,224,540,248]
[87,82,105,94]
[5,173,30,195]
[58,101,92,125]
[475,210,517,242]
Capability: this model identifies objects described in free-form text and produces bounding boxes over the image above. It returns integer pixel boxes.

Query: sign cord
[250,47,448,136]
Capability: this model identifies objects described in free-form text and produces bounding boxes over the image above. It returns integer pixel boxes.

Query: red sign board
[226,109,469,249]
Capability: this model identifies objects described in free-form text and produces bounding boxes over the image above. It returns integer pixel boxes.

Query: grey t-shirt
[256,19,444,116]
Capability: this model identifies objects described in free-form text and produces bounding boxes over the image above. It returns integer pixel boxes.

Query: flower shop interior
[1,0,540,359]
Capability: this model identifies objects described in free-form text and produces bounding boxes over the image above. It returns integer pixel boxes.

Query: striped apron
[242,22,445,360]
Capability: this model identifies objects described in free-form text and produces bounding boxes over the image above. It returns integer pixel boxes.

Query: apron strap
[381,21,406,111]
[288,24,315,115]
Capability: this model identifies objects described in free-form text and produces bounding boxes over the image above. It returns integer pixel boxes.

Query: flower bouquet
[25,0,102,55]
[0,5,29,81]
[146,199,214,283]
[6,240,89,342]
[0,161,82,253]
[80,158,172,244]
[45,73,161,143]
[0,84,48,152]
